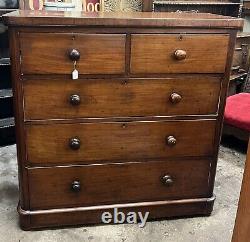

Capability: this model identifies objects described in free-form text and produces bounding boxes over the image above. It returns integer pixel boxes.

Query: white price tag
[72,69,78,80]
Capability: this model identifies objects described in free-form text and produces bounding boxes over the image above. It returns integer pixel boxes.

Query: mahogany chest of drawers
[3,10,243,230]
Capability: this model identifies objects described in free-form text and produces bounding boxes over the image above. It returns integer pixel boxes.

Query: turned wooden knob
[174,49,187,60]
[69,94,81,106]
[170,93,182,104]
[69,49,80,61]
[71,180,81,192]
[69,137,81,150]
[166,136,177,146]
[161,175,174,186]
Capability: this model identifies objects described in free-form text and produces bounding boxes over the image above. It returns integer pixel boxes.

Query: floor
[0,139,247,242]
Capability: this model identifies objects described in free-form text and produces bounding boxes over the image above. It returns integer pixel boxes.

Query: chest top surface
[3,10,243,29]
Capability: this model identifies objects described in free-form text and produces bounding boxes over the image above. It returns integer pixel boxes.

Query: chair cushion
[224,93,250,132]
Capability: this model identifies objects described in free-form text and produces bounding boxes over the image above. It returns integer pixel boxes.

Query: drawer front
[130,34,229,74]
[28,159,211,209]
[26,120,215,165]
[20,33,126,75]
[24,76,221,120]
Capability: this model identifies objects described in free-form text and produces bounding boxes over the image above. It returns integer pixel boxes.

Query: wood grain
[3,11,241,229]
[131,34,229,74]
[19,197,215,230]
[26,120,216,165]
[2,11,244,29]
[207,29,238,197]
[232,140,250,242]
[8,29,30,210]
[23,76,221,120]
[20,33,126,75]
[27,159,211,210]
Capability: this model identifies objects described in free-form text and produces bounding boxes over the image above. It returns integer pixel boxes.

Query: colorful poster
[20,0,101,12]
[83,0,101,12]
[21,0,44,10]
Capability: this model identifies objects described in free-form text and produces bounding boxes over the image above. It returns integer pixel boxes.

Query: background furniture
[0,6,18,147]
[242,0,250,16]
[153,0,241,17]
[0,57,15,147]
[229,33,250,96]
[232,139,250,242]
[143,0,241,16]
[224,71,250,141]
[142,0,153,11]
[3,10,242,229]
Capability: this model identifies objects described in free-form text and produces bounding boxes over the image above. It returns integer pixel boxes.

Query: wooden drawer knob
[69,137,81,150]
[69,49,80,61]
[161,175,174,186]
[174,49,187,60]
[71,180,81,192]
[166,136,177,146]
[170,93,182,104]
[69,94,81,106]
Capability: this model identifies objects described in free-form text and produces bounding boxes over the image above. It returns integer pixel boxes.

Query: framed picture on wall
[83,0,101,12]
[102,0,142,12]
[19,0,101,11]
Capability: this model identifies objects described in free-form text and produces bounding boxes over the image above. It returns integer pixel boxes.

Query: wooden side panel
[26,120,216,164]
[130,34,229,74]
[19,33,126,74]
[23,76,221,120]
[8,28,31,210]
[232,140,250,242]
[28,159,211,210]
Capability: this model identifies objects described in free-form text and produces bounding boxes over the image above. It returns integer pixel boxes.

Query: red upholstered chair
[224,72,250,141]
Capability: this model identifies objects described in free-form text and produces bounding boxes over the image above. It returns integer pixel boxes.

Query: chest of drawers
[3,10,243,230]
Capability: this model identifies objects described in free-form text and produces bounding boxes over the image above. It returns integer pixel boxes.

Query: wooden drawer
[26,120,215,165]
[130,34,229,74]
[28,159,211,210]
[19,33,126,75]
[23,76,221,120]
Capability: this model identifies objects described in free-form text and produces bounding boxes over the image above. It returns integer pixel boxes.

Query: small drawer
[130,34,229,74]
[23,76,221,120]
[26,120,216,165]
[27,159,211,210]
[19,33,126,75]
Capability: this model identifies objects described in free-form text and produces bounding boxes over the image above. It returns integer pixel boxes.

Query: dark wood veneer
[20,33,126,75]
[28,159,211,210]
[2,11,242,230]
[23,77,221,120]
[25,120,216,165]
[18,197,215,230]
[3,11,243,29]
[130,34,229,74]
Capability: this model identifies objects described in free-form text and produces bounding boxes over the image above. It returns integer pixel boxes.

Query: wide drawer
[19,33,126,75]
[27,159,211,210]
[26,120,216,165]
[23,76,221,120]
[130,34,229,74]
